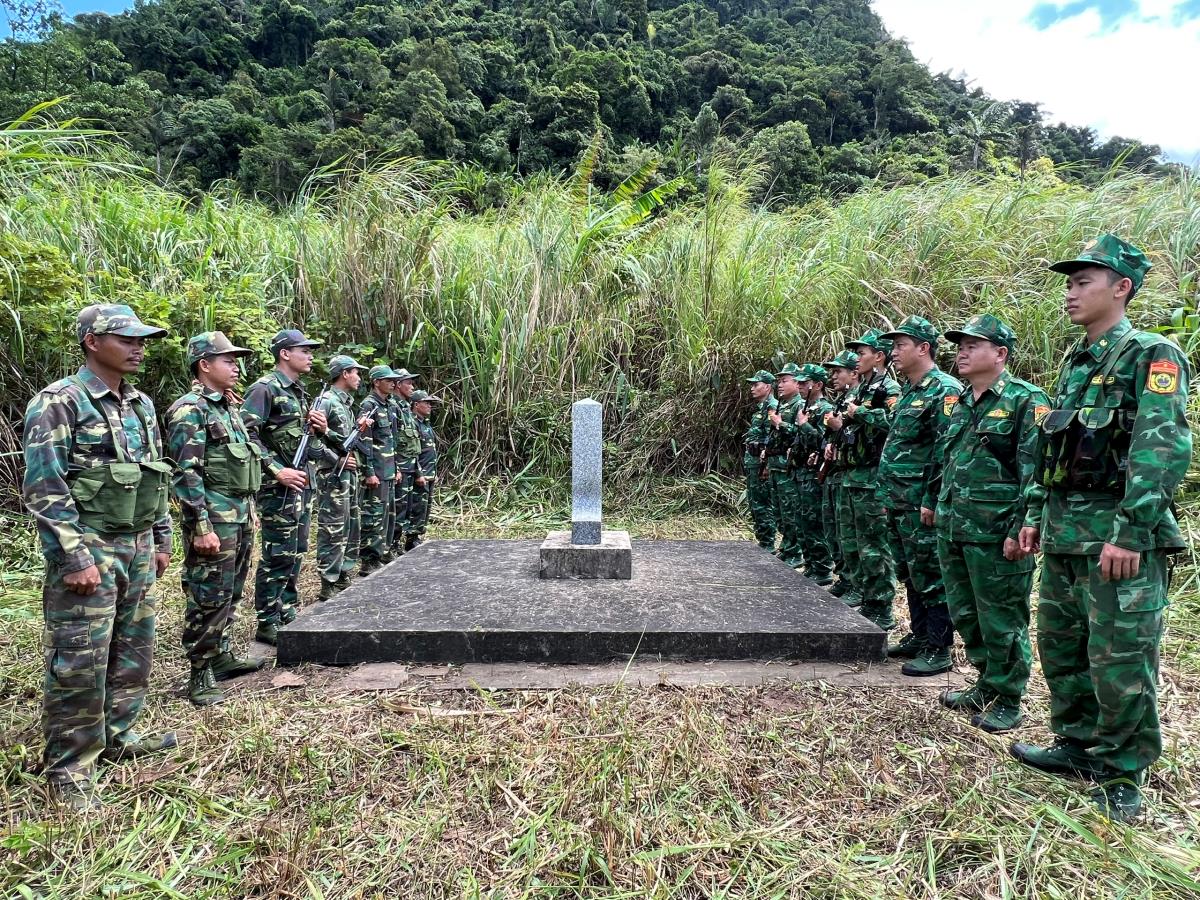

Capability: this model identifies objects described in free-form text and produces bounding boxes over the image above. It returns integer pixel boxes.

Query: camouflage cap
[944,313,1016,351]
[269,328,322,354]
[775,362,803,379]
[746,370,777,384]
[186,331,252,366]
[881,315,939,346]
[1049,233,1151,291]
[328,354,368,379]
[76,304,167,343]
[822,350,860,369]
[409,389,442,403]
[796,363,829,383]
[846,327,893,355]
[392,367,418,382]
[368,364,401,382]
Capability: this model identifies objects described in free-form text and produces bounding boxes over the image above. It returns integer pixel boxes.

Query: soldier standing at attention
[404,389,442,550]
[826,330,900,630]
[391,368,424,555]
[167,332,267,707]
[242,329,328,645]
[315,355,369,600]
[358,366,400,575]
[767,363,806,568]
[877,316,962,676]
[24,305,175,810]
[931,315,1048,732]
[742,371,778,551]
[1012,235,1192,822]
[791,364,834,585]
[820,351,861,602]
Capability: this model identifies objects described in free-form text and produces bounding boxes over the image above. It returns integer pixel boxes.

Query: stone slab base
[539,529,632,580]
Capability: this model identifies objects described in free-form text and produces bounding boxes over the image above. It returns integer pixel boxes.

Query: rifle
[334,412,374,477]
[816,394,849,484]
[786,395,811,473]
[292,382,331,470]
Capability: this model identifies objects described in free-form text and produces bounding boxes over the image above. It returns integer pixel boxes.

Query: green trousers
[181,520,253,666]
[838,480,895,625]
[359,477,395,563]
[254,482,313,624]
[744,459,776,550]
[1037,550,1168,774]
[770,467,802,564]
[822,477,846,583]
[797,471,832,578]
[316,467,360,584]
[938,537,1034,703]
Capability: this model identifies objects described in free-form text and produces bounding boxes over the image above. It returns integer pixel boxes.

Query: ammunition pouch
[204,442,262,496]
[70,459,174,533]
[1038,406,1135,492]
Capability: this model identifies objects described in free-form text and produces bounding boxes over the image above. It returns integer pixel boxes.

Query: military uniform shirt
[166,381,255,530]
[243,369,311,478]
[877,366,961,509]
[315,386,359,471]
[416,416,437,478]
[391,396,423,472]
[360,391,397,481]
[23,366,172,572]
[840,372,901,486]
[743,396,778,463]
[767,395,804,469]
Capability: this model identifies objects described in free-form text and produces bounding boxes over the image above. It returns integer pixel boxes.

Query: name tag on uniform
[986,409,1010,418]
[910,400,925,408]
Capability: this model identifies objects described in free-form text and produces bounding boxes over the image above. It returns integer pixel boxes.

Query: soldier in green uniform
[242,329,330,645]
[358,365,400,575]
[742,371,778,550]
[931,315,1047,732]
[820,351,860,601]
[826,330,901,629]
[1011,235,1192,822]
[24,304,176,810]
[166,332,268,707]
[391,368,424,554]
[877,316,962,675]
[404,389,442,549]
[315,355,369,600]
[766,363,806,567]
[791,364,834,584]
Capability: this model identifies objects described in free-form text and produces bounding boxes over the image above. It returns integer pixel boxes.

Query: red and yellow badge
[886,395,898,409]
[1148,360,1180,394]
[943,395,958,417]
[1034,404,1051,425]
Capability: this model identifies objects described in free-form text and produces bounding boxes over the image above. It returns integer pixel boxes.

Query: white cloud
[872,0,1200,163]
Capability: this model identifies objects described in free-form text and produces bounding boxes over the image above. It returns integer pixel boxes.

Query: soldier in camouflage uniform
[23,304,176,810]
[792,364,834,585]
[820,351,861,601]
[743,371,778,550]
[315,355,369,600]
[167,332,268,707]
[766,364,806,567]
[1012,235,1192,822]
[827,330,900,629]
[358,365,400,575]
[877,316,962,676]
[404,389,442,549]
[242,329,330,645]
[391,369,424,554]
[931,315,1047,732]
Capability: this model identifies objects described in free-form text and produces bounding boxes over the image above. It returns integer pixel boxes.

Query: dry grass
[2,493,1200,899]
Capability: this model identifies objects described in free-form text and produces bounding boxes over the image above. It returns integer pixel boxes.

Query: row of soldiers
[742,234,1192,822]
[22,316,440,810]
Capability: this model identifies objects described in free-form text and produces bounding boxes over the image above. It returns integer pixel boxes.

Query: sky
[17,0,1200,164]
[873,0,1200,163]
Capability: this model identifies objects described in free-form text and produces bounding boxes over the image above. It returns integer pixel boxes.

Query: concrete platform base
[539,529,632,580]
[277,539,886,666]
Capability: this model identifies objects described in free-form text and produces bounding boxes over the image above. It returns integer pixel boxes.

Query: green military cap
[1050,233,1151,291]
[796,363,829,383]
[186,331,252,366]
[368,364,401,382]
[409,389,442,403]
[392,367,418,382]
[775,362,803,379]
[822,350,859,369]
[76,304,167,343]
[269,328,322,354]
[944,313,1016,351]
[746,370,777,384]
[328,354,368,379]
[846,327,893,355]
[881,315,939,346]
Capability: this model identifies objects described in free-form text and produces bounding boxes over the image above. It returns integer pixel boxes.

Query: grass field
[2,490,1199,900]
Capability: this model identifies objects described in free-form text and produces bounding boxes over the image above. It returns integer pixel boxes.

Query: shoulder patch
[886,395,897,409]
[1148,360,1180,395]
[1034,404,1051,425]
[943,395,958,417]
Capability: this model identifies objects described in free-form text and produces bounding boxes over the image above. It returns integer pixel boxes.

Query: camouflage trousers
[887,507,952,650]
[822,477,846,583]
[181,520,253,667]
[1037,550,1168,774]
[405,479,434,537]
[316,467,360,584]
[837,480,895,626]
[254,482,313,624]
[770,467,802,565]
[42,527,157,786]
[743,458,776,550]
[939,537,1034,704]
[797,471,832,579]
[394,468,418,544]
[359,476,395,563]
